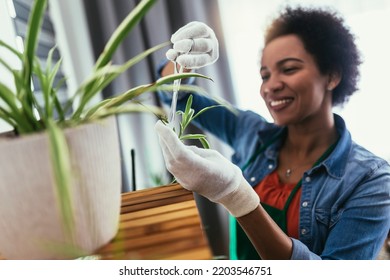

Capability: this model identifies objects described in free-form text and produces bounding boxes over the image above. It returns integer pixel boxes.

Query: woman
[155,7,390,259]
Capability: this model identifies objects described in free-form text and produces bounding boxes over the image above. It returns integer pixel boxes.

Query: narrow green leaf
[46,45,57,76]
[48,56,63,90]
[83,99,112,120]
[184,94,193,116]
[192,105,223,121]
[0,107,17,127]
[53,94,66,121]
[94,0,157,69]
[199,137,210,149]
[18,93,42,131]
[73,41,170,118]
[87,84,153,112]
[180,95,195,129]
[70,67,116,116]
[180,108,193,131]
[97,73,213,113]
[47,120,75,241]
[86,103,164,121]
[33,57,49,117]
[0,39,23,60]
[0,82,36,133]
[157,84,209,96]
[47,58,64,117]
[22,0,48,108]
[0,82,21,113]
[0,57,16,74]
[156,72,213,86]
[179,134,208,140]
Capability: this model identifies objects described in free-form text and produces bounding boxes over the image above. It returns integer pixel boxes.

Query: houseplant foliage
[175,94,222,149]
[0,0,209,259]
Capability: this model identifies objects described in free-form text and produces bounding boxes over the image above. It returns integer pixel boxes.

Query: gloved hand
[155,121,260,217]
[166,21,219,69]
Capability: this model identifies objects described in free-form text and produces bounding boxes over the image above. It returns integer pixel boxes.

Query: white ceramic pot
[0,117,121,259]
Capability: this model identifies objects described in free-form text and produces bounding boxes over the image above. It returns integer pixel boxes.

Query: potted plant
[0,0,209,259]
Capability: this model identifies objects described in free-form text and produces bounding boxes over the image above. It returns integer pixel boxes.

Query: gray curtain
[82,0,234,259]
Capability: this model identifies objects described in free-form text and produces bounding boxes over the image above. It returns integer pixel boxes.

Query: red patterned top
[254,171,301,239]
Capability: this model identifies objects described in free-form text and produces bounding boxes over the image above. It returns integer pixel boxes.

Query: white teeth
[270,98,292,107]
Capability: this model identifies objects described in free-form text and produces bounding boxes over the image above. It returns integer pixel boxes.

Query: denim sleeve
[290,239,321,260]
[319,165,390,260]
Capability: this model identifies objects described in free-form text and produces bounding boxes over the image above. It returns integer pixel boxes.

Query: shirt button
[268,164,273,169]
[302,201,308,207]
[250,177,256,182]
[305,176,311,183]
[301,228,307,235]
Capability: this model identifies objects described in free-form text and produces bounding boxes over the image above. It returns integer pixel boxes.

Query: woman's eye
[283,67,297,74]
[261,74,270,81]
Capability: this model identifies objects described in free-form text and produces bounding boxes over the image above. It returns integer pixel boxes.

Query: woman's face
[260,34,333,126]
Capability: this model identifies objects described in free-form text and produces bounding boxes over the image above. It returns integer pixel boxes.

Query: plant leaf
[46,58,64,118]
[0,39,23,60]
[0,107,17,127]
[86,103,164,121]
[199,137,210,149]
[94,0,157,69]
[181,95,195,129]
[156,72,213,86]
[191,104,224,121]
[0,82,35,133]
[22,0,48,109]
[72,41,169,118]
[47,120,75,241]
[0,82,21,114]
[179,133,208,140]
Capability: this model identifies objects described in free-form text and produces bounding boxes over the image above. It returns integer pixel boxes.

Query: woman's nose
[262,76,284,95]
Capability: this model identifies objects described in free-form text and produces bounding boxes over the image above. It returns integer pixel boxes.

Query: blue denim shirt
[157,69,390,259]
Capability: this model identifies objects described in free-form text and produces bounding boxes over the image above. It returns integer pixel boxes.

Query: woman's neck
[284,113,338,160]
[277,109,338,183]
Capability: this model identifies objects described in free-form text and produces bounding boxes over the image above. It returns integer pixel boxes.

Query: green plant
[176,94,222,149]
[0,0,210,240]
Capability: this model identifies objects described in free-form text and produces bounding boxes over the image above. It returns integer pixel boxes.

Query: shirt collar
[319,114,351,178]
[259,114,351,179]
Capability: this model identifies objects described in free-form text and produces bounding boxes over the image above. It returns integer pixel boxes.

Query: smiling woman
[156,6,390,260]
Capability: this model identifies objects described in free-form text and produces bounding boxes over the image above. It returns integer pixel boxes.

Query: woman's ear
[327,70,342,91]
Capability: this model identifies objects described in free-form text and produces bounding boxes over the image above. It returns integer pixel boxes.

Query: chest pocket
[315,207,344,229]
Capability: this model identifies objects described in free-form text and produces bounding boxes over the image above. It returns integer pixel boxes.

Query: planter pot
[0,116,121,259]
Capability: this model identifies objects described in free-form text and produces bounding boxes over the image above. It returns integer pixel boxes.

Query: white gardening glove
[166,21,219,69]
[155,121,260,217]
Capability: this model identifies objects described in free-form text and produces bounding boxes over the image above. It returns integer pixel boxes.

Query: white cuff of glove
[216,179,260,218]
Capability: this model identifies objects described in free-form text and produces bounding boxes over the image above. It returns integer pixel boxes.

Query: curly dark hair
[264,6,362,106]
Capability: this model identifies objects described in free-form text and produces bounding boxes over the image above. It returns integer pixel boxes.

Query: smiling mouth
[269,98,293,108]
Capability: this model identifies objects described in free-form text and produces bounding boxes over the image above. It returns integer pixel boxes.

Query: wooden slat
[120,184,195,213]
[117,215,202,239]
[120,200,196,221]
[120,193,194,213]
[99,226,206,253]
[119,207,199,229]
[96,183,212,260]
[121,184,186,199]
